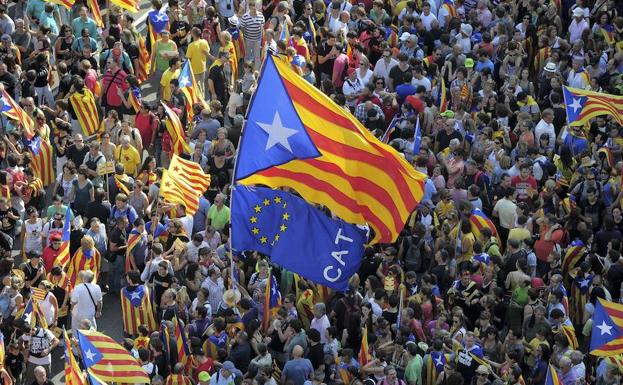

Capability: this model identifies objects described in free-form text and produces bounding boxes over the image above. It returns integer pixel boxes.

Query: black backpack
[404,235,425,272]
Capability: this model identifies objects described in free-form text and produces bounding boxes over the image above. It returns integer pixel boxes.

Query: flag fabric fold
[29,137,55,187]
[111,0,139,12]
[169,155,211,193]
[55,205,72,268]
[179,59,208,119]
[232,186,367,290]
[234,55,425,244]
[160,170,200,215]
[161,102,191,155]
[47,0,76,9]
[261,269,281,332]
[137,36,151,83]
[63,329,87,385]
[76,329,149,383]
[86,0,103,27]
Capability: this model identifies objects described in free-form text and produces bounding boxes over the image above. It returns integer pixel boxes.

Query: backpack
[404,235,425,272]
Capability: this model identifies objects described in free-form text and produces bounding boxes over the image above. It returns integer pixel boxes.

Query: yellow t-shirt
[115,145,142,176]
[160,68,180,102]
[186,39,210,74]
[508,227,531,243]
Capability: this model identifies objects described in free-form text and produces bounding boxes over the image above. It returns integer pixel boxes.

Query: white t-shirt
[71,282,102,321]
[534,119,556,147]
[310,315,332,343]
[493,198,517,229]
[179,215,194,239]
[411,76,432,92]
[420,12,438,31]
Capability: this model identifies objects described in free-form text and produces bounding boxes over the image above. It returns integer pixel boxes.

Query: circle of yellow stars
[249,196,289,246]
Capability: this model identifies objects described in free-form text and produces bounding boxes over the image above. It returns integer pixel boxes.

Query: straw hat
[222,289,241,307]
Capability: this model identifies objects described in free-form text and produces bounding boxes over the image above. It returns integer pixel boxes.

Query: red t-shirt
[511,175,537,202]
[42,246,60,272]
[192,357,215,382]
[135,112,158,147]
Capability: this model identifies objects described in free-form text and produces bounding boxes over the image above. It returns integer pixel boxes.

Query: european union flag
[232,186,367,290]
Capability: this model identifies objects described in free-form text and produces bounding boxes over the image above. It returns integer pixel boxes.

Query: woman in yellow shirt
[115,136,142,177]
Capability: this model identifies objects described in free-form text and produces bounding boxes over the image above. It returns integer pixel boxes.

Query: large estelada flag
[76,329,149,383]
[69,88,100,137]
[28,137,55,187]
[234,55,426,243]
[590,298,623,356]
[169,155,211,194]
[160,170,200,215]
[563,86,623,127]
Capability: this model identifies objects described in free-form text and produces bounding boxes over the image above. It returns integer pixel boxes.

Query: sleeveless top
[39,292,55,326]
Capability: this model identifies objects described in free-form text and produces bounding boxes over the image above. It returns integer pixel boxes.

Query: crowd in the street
[0,0,620,384]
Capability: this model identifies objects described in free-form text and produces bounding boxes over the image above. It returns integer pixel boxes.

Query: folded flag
[2,89,34,139]
[63,329,87,385]
[137,36,150,83]
[562,240,585,274]
[234,55,425,243]
[55,205,72,268]
[262,269,281,331]
[179,59,207,119]
[129,86,142,114]
[470,208,500,244]
[29,137,55,187]
[563,86,623,127]
[125,228,142,273]
[436,78,447,113]
[232,186,367,290]
[48,0,76,9]
[86,0,103,27]
[76,329,149,383]
[591,298,623,356]
[413,116,421,154]
[545,364,561,385]
[161,102,191,155]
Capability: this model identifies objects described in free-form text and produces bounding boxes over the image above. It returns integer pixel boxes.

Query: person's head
[34,366,47,384]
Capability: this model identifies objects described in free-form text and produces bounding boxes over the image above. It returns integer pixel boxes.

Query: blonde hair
[81,234,95,249]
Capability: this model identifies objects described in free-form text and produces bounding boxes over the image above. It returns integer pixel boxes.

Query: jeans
[244,39,262,70]
[109,254,125,293]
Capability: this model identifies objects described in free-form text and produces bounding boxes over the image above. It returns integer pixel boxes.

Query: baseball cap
[440,110,455,118]
[198,372,211,382]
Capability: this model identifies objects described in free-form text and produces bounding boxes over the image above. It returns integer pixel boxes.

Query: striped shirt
[240,12,265,42]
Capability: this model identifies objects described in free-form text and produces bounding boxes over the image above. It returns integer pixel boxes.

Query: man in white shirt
[411,66,431,91]
[569,8,589,44]
[493,186,517,232]
[373,47,398,85]
[71,270,103,333]
[310,303,332,343]
[534,109,556,146]
[342,67,364,109]
[419,2,437,30]
[186,233,209,263]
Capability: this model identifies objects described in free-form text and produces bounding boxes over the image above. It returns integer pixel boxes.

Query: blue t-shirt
[395,83,417,104]
[282,358,314,385]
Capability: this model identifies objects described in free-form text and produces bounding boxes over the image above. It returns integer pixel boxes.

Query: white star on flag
[597,321,613,336]
[85,349,96,362]
[568,98,583,113]
[257,111,298,153]
[434,356,443,367]
[130,291,142,300]
[179,76,190,87]
[154,13,166,22]
[580,279,590,288]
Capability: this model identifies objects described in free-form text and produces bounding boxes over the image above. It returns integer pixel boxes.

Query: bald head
[292,345,304,358]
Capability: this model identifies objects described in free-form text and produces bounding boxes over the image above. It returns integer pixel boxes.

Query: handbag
[83,283,101,319]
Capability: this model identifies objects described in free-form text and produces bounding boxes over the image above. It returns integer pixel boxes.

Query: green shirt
[405,355,423,385]
[45,205,75,222]
[207,205,230,231]
[153,40,177,72]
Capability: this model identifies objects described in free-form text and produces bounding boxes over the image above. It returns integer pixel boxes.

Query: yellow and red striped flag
[69,88,100,137]
[161,102,191,155]
[63,329,87,385]
[85,0,103,27]
[125,228,142,273]
[31,287,47,302]
[160,170,199,215]
[173,316,192,373]
[234,55,426,244]
[30,138,55,187]
[563,86,623,127]
[76,329,149,383]
[111,0,139,12]
[137,36,150,83]
[55,206,72,268]
[169,155,211,194]
[561,325,579,349]
[2,89,34,139]
[47,0,76,9]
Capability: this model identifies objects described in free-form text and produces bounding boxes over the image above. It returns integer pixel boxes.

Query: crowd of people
[0,0,619,385]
